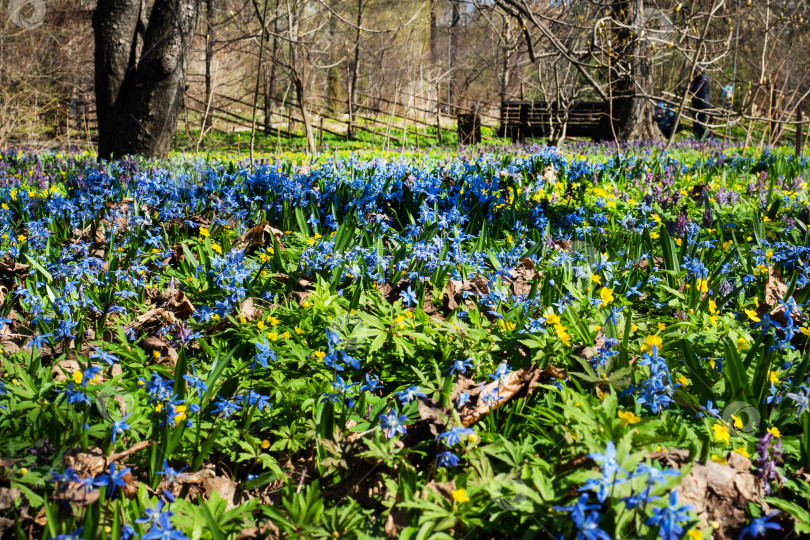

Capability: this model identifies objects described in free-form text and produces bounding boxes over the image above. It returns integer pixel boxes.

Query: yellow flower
[744,309,760,322]
[554,324,571,346]
[641,334,663,354]
[686,529,702,540]
[19,468,28,475]
[695,279,708,293]
[295,327,305,335]
[733,447,750,458]
[451,488,470,504]
[712,423,730,445]
[731,414,743,428]
[211,243,222,254]
[631,324,638,332]
[618,410,641,425]
[658,322,666,331]
[72,370,83,385]
[267,332,278,341]
[801,326,810,337]
[708,300,717,314]
[600,287,614,307]
[737,337,749,353]
[313,350,325,361]
[261,439,270,449]
[257,320,265,330]
[677,375,689,386]
[711,454,727,465]
[173,405,188,423]
[769,371,779,384]
[591,274,602,284]
[545,312,561,325]
[767,427,781,438]
[199,227,210,238]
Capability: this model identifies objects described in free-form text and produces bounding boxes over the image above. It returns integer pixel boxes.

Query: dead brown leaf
[239,297,261,322]
[450,365,560,427]
[52,359,84,382]
[421,479,456,503]
[235,523,280,540]
[203,476,240,511]
[127,308,176,336]
[175,467,216,485]
[0,257,29,276]
[651,449,764,540]
[234,221,285,250]
[507,258,542,296]
[0,487,21,511]
[145,288,196,319]
[760,267,804,327]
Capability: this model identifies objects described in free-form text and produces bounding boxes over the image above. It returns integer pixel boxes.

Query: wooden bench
[499,100,608,141]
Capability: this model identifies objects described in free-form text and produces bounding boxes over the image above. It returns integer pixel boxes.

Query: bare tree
[94,0,200,159]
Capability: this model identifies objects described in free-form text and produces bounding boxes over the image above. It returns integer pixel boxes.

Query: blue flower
[396,385,427,404]
[739,511,781,539]
[437,451,460,468]
[110,414,131,444]
[94,462,131,497]
[449,358,473,375]
[552,493,601,525]
[580,441,628,502]
[358,373,382,393]
[155,460,188,483]
[575,512,611,540]
[90,347,118,365]
[400,286,418,307]
[645,490,694,540]
[436,425,475,446]
[634,463,681,487]
[379,409,408,439]
[27,333,53,351]
[252,338,277,370]
[48,528,84,540]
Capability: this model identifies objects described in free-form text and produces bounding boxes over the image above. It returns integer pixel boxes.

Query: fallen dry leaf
[651,449,764,540]
[444,365,564,428]
[234,221,285,250]
[145,287,196,319]
[0,487,21,511]
[203,476,239,511]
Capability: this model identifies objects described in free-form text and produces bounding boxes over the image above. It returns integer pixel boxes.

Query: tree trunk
[203,0,214,132]
[294,75,316,154]
[93,0,199,159]
[448,0,460,113]
[603,0,657,140]
[263,1,278,134]
[347,0,363,140]
[429,0,438,66]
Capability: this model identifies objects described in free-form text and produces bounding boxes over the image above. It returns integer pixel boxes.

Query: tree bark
[347,0,364,140]
[447,0,460,113]
[93,0,200,159]
[203,0,214,132]
[603,0,658,140]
